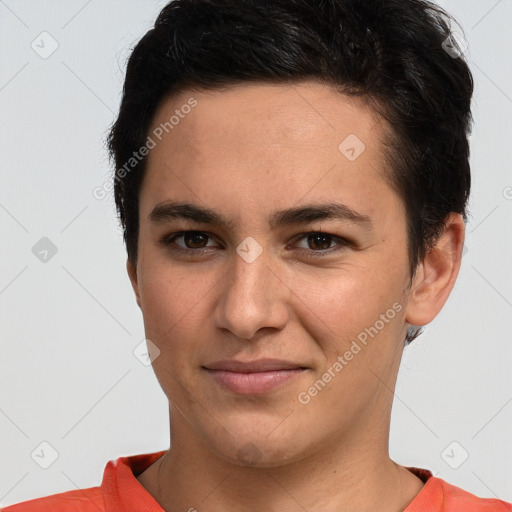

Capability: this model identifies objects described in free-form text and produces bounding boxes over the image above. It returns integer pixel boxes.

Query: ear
[405,213,465,328]
[126,259,142,309]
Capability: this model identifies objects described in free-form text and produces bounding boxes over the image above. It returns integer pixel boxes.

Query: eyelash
[159,230,351,258]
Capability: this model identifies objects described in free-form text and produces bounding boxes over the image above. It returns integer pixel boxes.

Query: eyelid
[160,229,352,255]
[289,231,352,256]
[160,230,221,249]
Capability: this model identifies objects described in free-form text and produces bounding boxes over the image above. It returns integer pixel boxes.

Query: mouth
[202,359,308,395]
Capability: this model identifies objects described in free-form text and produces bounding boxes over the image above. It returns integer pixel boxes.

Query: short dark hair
[108,0,473,342]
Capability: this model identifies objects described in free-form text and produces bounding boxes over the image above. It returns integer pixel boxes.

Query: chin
[205,426,309,468]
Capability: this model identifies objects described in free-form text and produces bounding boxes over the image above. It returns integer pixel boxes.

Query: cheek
[290,270,406,414]
[138,266,211,401]
[138,263,209,355]
[292,264,398,341]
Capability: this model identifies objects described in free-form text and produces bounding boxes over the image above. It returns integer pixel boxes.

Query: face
[129,81,417,468]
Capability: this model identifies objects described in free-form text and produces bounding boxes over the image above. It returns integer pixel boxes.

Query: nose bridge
[213,243,288,340]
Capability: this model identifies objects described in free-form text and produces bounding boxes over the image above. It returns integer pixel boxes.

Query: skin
[127,80,465,512]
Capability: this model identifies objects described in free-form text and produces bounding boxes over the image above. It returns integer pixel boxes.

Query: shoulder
[439,478,512,511]
[0,486,105,512]
[405,467,512,512]
[0,450,167,512]
[414,475,512,512]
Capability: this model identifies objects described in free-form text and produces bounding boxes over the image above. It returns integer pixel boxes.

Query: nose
[212,247,289,341]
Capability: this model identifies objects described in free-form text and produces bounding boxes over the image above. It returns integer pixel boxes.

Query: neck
[138,419,424,512]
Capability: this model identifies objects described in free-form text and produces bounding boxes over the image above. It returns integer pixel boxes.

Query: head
[108,0,472,467]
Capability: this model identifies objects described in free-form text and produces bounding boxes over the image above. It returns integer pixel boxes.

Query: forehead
[141,80,400,226]
[155,81,383,151]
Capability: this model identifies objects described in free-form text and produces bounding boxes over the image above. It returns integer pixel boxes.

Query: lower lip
[205,368,306,394]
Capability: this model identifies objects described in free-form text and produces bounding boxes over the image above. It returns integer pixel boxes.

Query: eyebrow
[149,201,373,231]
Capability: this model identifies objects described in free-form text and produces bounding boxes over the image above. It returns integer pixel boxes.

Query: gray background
[0,0,511,507]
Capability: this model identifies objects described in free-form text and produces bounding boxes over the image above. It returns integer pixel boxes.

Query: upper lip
[203,359,306,373]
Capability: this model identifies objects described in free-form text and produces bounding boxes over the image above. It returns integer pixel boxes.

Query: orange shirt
[2,451,511,511]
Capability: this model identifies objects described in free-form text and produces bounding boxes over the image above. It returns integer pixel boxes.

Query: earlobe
[405,213,465,328]
[126,259,142,309]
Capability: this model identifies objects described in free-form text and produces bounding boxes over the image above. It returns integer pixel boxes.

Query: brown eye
[306,233,333,250]
[162,231,217,251]
[294,231,350,258]
[183,231,209,248]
